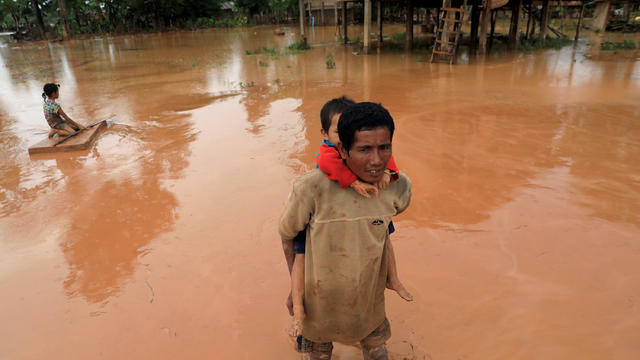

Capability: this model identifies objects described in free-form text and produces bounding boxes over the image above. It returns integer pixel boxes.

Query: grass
[518,35,573,51]
[601,40,637,50]
[325,53,335,69]
[258,59,268,67]
[287,40,311,51]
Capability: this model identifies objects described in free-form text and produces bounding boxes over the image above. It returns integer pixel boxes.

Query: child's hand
[377,172,391,190]
[289,305,305,337]
[350,179,379,198]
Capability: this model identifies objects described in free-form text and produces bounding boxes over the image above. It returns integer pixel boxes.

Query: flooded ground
[1,25,639,359]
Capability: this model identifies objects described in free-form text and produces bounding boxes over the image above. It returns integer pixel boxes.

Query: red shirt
[316,142,399,189]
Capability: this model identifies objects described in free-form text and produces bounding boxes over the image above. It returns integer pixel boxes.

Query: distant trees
[0,0,303,39]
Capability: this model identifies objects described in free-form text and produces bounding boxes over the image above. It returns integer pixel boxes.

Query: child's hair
[338,102,394,153]
[320,96,356,132]
[42,83,59,101]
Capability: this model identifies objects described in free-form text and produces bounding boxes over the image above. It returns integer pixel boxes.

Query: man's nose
[369,149,384,167]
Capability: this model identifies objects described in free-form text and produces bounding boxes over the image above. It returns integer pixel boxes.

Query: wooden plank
[433,50,453,55]
[28,121,107,155]
[441,7,464,12]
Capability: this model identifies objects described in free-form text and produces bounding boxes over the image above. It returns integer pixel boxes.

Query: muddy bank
[0,25,639,359]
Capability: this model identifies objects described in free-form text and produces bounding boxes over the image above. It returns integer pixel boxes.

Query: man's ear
[337,143,348,160]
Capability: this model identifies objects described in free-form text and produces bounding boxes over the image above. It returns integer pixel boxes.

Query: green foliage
[416,55,425,62]
[391,32,406,42]
[351,36,361,44]
[518,35,573,51]
[287,40,310,51]
[325,53,335,69]
[601,40,637,50]
[258,59,268,67]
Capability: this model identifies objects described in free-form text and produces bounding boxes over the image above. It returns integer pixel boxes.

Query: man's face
[321,113,341,146]
[338,127,392,184]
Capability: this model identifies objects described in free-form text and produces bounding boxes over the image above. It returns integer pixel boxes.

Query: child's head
[42,83,59,100]
[320,96,355,145]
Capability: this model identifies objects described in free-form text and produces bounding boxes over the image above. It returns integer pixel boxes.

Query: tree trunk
[31,0,47,40]
[58,0,72,40]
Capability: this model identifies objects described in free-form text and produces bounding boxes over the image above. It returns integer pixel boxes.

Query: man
[280,102,412,360]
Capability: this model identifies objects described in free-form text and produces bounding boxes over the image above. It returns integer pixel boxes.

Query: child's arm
[289,253,305,337]
[317,144,379,197]
[57,107,86,130]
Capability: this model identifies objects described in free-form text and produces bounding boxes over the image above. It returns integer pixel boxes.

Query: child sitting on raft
[289,96,413,339]
[42,83,86,138]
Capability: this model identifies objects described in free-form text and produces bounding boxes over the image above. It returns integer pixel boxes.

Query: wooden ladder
[430,0,467,65]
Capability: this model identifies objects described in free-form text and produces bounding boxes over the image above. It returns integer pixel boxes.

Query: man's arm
[282,236,295,275]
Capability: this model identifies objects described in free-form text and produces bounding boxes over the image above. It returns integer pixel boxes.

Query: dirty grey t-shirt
[279,169,412,344]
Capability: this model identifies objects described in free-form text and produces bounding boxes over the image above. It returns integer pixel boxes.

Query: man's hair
[320,96,356,132]
[338,102,394,152]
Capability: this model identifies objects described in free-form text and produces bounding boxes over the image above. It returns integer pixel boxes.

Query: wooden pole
[593,0,611,33]
[470,0,481,54]
[321,2,325,26]
[335,2,338,27]
[489,10,497,50]
[299,0,307,44]
[508,0,522,50]
[378,0,383,43]
[575,0,585,42]
[343,1,348,44]
[479,0,490,55]
[525,1,532,40]
[364,0,371,54]
[406,0,414,51]
[540,0,550,42]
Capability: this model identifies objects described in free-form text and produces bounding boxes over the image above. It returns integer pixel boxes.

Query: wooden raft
[28,120,107,155]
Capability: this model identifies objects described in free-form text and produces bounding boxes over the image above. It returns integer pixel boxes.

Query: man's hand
[350,179,379,198]
[377,172,391,190]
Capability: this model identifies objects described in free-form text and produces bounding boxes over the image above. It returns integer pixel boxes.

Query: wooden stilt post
[593,0,611,33]
[540,0,550,42]
[378,0,383,43]
[479,0,490,55]
[575,0,585,42]
[307,0,312,26]
[489,10,497,49]
[364,0,371,54]
[321,2,325,26]
[299,0,307,44]
[525,1,532,40]
[509,0,522,50]
[470,0,481,54]
[343,0,348,44]
[335,2,338,27]
[406,0,414,51]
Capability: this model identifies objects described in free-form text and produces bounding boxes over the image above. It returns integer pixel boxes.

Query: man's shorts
[296,318,391,353]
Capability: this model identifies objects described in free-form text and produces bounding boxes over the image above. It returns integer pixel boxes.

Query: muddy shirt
[279,169,411,344]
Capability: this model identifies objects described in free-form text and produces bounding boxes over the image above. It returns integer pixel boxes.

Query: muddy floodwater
[1,25,639,359]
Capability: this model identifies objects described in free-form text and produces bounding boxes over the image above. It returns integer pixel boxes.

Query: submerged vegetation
[325,53,335,69]
[518,35,573,51]
[600,40,637,50]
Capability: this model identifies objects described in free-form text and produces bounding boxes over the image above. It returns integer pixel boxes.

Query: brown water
[1,25,639,359]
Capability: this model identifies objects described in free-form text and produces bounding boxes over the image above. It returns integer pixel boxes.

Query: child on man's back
[289,96,412,339]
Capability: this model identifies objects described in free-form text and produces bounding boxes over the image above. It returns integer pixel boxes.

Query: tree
[58,0,71,39]
[30,0,46,39]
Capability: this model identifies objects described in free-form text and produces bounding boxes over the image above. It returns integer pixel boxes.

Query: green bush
[601,40,637,50]
[288,40,311,50]
[326,53,335,69]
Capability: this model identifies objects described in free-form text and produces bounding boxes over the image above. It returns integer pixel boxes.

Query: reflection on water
[0,25,639,359]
